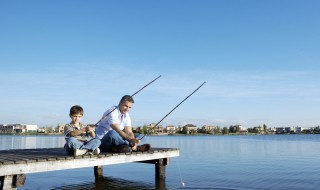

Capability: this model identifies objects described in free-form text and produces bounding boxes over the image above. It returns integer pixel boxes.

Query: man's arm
[124,126,135,139]
[110,124,131,140]
[110,124,136,146]
[125,126,141,148]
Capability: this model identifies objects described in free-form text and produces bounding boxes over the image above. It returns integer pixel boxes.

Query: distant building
[239,126,248,134]
[156,126,164,133]
[233,125,243,130]
[37,128,46,133]
[146,123,164,134]
[146,123,156,134]
[276,127,285,134]
[0,124,38,133]
[165,125,176,134]
[253,126,262,133]
[275,126,299,134]
[295,127,302,133]
[267,128,276,133]
[182,124,197,134]
[201,125,216,134]
[229,125,243,133]
[57,123,65,133]
[285,127,293,133]
[135,126,142,133]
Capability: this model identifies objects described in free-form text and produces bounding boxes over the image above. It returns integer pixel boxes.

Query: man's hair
[120,95,134,104]
[69,105,84,116]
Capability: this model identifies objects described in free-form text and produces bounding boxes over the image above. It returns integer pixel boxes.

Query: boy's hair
[120,95,134,104]
[69,105,84,116]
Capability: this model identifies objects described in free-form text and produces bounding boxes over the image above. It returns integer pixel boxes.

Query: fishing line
[140,81,206,140]
[140,82,206,187]
[93,75,162,126]
[177,152,185,187]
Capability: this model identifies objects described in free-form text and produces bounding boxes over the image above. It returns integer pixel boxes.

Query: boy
[64,105,101,156]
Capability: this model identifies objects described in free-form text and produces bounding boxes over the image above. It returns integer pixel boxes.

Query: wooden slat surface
[0,147,179,176]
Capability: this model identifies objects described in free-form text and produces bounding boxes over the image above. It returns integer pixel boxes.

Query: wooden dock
[0,147,179,190]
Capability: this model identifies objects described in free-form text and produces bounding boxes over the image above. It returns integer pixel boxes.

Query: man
[96,95,151,153]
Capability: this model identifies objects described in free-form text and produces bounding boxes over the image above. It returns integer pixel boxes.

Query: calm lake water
[1,134,320,190]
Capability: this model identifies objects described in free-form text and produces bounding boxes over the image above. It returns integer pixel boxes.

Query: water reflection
[0,135,65,150]
[51,176,157,190]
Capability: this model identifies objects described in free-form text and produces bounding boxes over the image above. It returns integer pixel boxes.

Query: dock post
[94,166,103,178]
[0,175,15,190]
[155,158,168,190]
[0,174,25,190]
[155,158,168,180]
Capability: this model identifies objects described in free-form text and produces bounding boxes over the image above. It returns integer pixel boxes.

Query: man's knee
[92,138,101,147]
[108,130,119,137]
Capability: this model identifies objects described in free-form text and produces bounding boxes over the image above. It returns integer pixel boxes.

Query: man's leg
[100,130,128,152]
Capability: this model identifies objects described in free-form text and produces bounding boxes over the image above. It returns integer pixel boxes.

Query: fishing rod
[93,75,162,126]
[139,81,206,140]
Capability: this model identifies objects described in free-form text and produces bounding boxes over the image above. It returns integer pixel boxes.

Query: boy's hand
[84,125,96,138]
[86,125,95,132]
[83,126,92,132]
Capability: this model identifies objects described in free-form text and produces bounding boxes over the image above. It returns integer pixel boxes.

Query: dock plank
[0,148,179,176]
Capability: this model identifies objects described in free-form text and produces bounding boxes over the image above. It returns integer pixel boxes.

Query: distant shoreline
[0,133,63,136]
[0,132,318,136]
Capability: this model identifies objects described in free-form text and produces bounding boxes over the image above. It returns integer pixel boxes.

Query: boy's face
[70,113,83,124]
[119,100,133,114]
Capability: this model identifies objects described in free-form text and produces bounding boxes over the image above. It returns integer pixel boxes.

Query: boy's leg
[64,143,74,155]
[83,138,101,151]
[65,137,84,155]
[100,130,128,152]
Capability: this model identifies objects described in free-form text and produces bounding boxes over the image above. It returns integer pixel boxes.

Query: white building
[0,124,38,133]
[25,124,38,132]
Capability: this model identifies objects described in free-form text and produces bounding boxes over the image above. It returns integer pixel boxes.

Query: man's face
[119,100,133,114]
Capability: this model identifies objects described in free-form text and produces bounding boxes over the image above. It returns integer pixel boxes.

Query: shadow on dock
[51,176,167,190]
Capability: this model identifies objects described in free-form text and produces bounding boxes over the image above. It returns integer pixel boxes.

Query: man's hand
[129,138,142,151]
[129,138,136,147]
[129,138,141,147]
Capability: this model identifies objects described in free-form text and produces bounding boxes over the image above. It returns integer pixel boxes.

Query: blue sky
[1,0,319,128]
